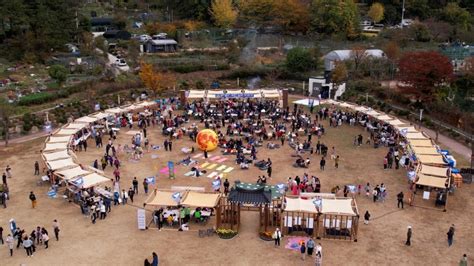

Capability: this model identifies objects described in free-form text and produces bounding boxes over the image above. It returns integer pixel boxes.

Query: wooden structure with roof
[217,184,282,232]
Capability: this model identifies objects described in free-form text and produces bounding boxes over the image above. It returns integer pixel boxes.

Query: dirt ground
[1,114,473,266]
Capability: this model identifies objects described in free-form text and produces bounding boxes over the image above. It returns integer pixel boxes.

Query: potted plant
[216,228,238,239]
[259,231,273,241]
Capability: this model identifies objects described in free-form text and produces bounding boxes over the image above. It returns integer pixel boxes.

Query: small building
[324,49,385,71]
[143,39,178,53]
[308,77,346,100]
[103,30,131,40]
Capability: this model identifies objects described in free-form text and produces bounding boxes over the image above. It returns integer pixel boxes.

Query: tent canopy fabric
[75,116,97,124]
[71,173,111,189]
[56,167,91,180]
[409,139,434,147]
[42,150,70,161]
[388,119,408,126]
[145,190,180,207]
[46,158,77,171]
[411,146,439,155]
[65,123,85,130]
[406,132,428,140]
[180,191,220,208]
[416,173,448,188]
[417,154,446,165]
[365,110,381,117]
[419,164,449,177]
[48,136,72,143]
[105,107,124,114]
[354,106,368,112]
[377,115,393,122]
[43,142,69,152]
[55,128,79,135]
[293,99,320,107]
[396,126,418,133]
[321,198,357,216]
[90,112,111,120]
[284,197,318,213]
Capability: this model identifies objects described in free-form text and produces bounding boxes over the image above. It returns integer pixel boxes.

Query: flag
[73,177,84,188]
[172,192,181,203]
[146,176,156,185]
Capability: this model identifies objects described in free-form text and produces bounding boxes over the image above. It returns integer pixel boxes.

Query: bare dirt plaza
[1,105,473,266]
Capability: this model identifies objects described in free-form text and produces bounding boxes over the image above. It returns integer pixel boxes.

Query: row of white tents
[41,101,157,190]
[325,100,452,190]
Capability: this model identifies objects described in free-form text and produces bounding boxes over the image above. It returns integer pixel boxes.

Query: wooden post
[237,204,241,231]
[264,204,269,232]
[216,201,221,228]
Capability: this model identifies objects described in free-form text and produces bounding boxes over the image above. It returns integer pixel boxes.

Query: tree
[273,0,310,33]
[209,0,238,29]
[311,0,360,39]
[368,3,384,23]
[350,45,367,72]
[239,0,275,26]
[398,51,453,101]
[330,61,347,99]
[384,41,400,78]
[0,98,13,146]
[48,65,68,85]
[286,47,315,72]
[139,62,175,96]
[442,3,471,31]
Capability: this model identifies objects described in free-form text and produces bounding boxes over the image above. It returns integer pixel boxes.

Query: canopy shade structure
[56,167,91,180]
[416,173,448,189]
[123,104,140,112]
[409,139,434,147]
[388,119,408,126]
[46,158,77,171]
[396,126,418,133]
[284,197,318,213]
[417,154,447,165]
[70,173,111,189]
[64,123,85,130]
[55,128,79,135]
[145,190,181,207]
[90,112,111,120]
[187,90,206,99]
[405,132,429,140]
[364,110,381,117]
[105,107,124,114]
[292,99,320,107]
[47,136,72,143]
[43,142,69,152]
[340,102,355,108]
[228,186,272,205]
[376,115,393,122]
[75,116,97,124]
[321,198,357,216]
[411,146,439,155]
[180,191,221,208]
[42,150,70,161]
[354,106,369,112]
[418,164,449,177]
[137,101,157,108]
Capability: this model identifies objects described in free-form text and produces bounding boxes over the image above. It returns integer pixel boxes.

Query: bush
[222,67,269,79]
[285,47,314,72]
[171,64,205,73]
[48,64,68,84]
[18,92,57,106]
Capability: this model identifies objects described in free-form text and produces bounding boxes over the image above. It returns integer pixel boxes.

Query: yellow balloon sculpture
[196,129,218,152]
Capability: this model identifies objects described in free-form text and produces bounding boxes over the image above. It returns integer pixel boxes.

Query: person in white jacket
[6,234,14,256]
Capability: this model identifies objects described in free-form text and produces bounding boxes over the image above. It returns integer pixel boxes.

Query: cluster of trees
[0,0,90,62]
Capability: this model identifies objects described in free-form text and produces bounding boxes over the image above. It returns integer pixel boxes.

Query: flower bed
[216,228,238,239]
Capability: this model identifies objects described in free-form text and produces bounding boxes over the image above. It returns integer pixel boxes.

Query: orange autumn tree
[139,62,175,96]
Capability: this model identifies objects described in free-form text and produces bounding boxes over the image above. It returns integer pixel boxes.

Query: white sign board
[137,209,146,230]
[423,191,430,200]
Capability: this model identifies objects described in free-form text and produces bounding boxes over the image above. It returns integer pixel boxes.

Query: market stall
[318,198,359,241]
[281,196,319,238]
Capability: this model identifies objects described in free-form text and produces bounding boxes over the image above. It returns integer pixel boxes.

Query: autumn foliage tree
[398,51,453,101]
[210,0,238,29]
[139,62,175,96]
[331,61,348,99]
[273,0,310,33]
[368,3,384,23]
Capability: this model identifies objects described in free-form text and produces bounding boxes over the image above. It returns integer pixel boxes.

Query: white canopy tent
[406,132,429,140]
[321,198,357,216]
[47,136,72,143]
[56,167,91,180]
[46,158,77,171]
[64,123,85,130]
[70,173,111,189]
[388,119,408,126]
[292,98,320,107]
[43,142,69,152]
[55,128,79,135]
[42,150,71,161]
[75,116,98,124]
[284,197,319,213]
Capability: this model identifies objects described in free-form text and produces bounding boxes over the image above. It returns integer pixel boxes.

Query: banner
[137,209,146,230]
[168,161,175,179]
[215,93,255,99]
[146,176,156,185]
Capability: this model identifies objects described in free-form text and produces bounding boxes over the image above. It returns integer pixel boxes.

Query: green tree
[239,0,275,26]
[48,65,68,85]
[286,47,315,72]
[368,3,385,23]
[0,98,13,146]
[442,3,471,31]
[311,0,360,39]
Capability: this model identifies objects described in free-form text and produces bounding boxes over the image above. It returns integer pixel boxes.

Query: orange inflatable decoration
[196,129,218,152]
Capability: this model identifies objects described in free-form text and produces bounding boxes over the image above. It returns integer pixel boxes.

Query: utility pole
[418,109,423,129]
[401,0,406,28]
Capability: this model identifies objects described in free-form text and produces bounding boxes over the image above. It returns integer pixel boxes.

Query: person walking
[23,237,33,257]
[122,189,128,205]
[447,224,455,247]
[267,165,272,178]
[315,243,323,266]
[100,203,106,219]
[29,191,37,208]
[307,237,315,256]
[320,157,326,171]
[34,161,40,175]
[397,192,404,209]
[204,150,208,159]
[143,178,149,194]
[128,187,135,203]
[406,226,412,246]
[6,234,14,256]
[42,230,49,249]
[168,140,172,151]
[272,228,282,247]
[459,254,468,266]
[164,140,168,151]
[52,220,60,241]
[133,177,139,194]
[151,252,159,266]
[300,242,306,261]
[364,210,371,225]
